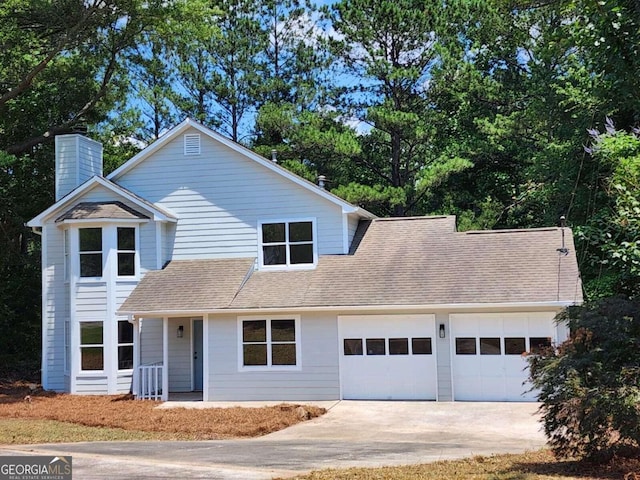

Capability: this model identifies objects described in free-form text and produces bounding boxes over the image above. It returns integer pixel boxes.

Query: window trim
[78,227,103,279]
[237,315,302,371]
[79,321,104,373]
[257,218,317,270]
[117,320,134,371]
[116,226,139,279]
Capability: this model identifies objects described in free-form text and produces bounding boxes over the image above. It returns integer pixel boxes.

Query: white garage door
[451,312,558,401]
[339,315,437,400]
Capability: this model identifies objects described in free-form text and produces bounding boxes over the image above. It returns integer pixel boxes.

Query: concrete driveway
[0,401,546,479]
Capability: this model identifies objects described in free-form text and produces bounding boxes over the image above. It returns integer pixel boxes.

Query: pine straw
[0,381,325,442]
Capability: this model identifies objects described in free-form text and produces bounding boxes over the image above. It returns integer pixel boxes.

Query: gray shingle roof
[119,216,583,315]
[56,201,149,222]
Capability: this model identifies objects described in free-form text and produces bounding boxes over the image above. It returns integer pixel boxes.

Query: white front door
[450,312,558,401]
[339,315,437,400]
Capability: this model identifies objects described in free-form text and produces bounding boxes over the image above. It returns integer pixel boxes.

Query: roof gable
[107,118,375,219]
[27,176,176,227]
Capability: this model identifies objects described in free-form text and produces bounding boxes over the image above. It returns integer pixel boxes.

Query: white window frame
[79,321,104,373]
[257,218,317,270]
[78,227,103,279]
[116,226,138,279]
[117,320,134,371]
[63,228,70,282]
[237,315,302,371]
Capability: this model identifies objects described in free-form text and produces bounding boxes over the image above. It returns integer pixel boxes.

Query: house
[27,118,583,402]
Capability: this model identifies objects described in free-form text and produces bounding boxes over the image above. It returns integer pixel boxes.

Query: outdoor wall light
[177,325,184,338]
[439,324,446,338]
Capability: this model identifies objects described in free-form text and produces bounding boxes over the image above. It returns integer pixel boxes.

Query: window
[64,229,70,281]
[480,337,501,355]
[529,337,552,354]
[389,338,409,355]
[412,337,432,355]
[241,318,298,367]
[79,228,102,277]
[366,338,385,355]
[260,220,315,267]
[80,322,103,370]
[504,337,526,355]
[344,339,363,355]
[118,321,134,370]
[117,227,136,276]
[456,337,477,355]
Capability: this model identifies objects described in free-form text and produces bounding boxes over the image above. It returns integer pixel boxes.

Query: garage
[450,312,560,401]
[338,315,437,400]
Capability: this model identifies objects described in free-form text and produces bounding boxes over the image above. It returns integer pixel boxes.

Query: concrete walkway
[0,401,546,479]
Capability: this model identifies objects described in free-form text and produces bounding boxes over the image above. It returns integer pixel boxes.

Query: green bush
[528,297,640,461]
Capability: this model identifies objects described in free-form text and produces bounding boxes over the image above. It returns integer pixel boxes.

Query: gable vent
[184,134,201,155]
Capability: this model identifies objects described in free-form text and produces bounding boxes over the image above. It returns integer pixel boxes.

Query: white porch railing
[136,362,164,400]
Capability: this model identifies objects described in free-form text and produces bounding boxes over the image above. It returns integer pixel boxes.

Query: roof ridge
[462,227,561,235]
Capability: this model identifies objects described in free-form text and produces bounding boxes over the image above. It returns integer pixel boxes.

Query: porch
[131,316,204,401]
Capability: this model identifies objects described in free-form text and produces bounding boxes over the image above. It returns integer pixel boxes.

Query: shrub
[528,297,640,462]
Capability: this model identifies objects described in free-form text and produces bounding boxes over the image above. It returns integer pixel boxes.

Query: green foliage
[528,297,640,461]
[577,125,640,298]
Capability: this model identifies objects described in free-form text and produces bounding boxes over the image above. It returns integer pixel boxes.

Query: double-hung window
[80,321,103,371]
[117,320,134,370]
[240,317,300,368]
[117,227,136,276]
[259,220,315,268]
[79,228,103,277]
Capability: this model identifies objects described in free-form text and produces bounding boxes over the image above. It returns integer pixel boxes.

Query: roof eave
[120,300,581,318]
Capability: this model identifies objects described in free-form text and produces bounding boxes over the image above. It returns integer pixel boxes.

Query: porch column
[130,317,140,397]
[162,317,169,401]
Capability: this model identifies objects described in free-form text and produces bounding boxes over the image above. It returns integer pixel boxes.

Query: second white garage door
[450,312,559,401]
[339,315,437,400]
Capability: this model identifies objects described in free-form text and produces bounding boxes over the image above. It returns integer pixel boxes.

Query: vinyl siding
[115,128,348,260]
[75,283,107,319]
[435,313,453,401]
[43,224,67,391]
[140,318,163,365]
[207,312,340,401]
[168,318,192,392]
[347,214,360,248]
[117,373,133,393]
[54,135,102,200]
[76,376,108,394]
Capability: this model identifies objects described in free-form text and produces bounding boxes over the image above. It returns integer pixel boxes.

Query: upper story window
[117,227,136,276]
[79,227,103,277]
[77,226,138,279]
[259,220,316,268]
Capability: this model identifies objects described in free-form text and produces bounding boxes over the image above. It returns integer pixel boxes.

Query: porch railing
[136,362,163,400]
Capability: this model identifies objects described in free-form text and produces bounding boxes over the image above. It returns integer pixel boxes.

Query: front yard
[1,380,639,479]
[0,380,325,443]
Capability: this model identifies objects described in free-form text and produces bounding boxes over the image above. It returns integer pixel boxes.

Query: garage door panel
[451,312,557,402]
[339,315,437,400]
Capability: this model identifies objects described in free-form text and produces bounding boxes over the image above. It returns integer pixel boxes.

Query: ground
[1,380,639,479]
[0,380,325,442]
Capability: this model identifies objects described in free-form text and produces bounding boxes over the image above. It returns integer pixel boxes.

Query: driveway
[0,401,546,479]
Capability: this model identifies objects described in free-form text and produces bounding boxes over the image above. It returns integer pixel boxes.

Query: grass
[278,450,640,480]
[0,380,325,444]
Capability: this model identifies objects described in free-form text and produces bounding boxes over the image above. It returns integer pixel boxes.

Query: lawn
[0,380,325,443]
[279,450,640,480]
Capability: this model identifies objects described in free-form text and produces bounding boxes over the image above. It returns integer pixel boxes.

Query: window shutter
[184,134,201,155]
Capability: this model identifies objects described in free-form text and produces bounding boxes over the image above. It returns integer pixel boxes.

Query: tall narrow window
[63,229,70,281]
[80,322,103,370]
[260,220,314,267]
[79,228,102,277]
[118,321,134,370]
[117,227,136,276]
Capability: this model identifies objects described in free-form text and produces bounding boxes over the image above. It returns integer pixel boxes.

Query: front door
[193,319,203,391]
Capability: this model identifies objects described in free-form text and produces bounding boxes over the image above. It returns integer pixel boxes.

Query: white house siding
[76,376,108,394]
[75,283,107,319]
[42,224,67,391]
[347,213,360,247]
[168,318,192,392]
[435,313,453,401]
[139,222,157,275]
[114,128,348,260]
[117,373,133,393]
[54,135,102,201]
[207,312,340,401]
[140,318,163,365]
